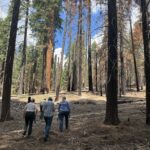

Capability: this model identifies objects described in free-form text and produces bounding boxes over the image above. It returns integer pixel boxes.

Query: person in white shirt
[23,98,38,136]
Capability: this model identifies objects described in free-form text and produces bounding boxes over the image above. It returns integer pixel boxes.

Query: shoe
[23,131,26,136]
[44,137,47,142]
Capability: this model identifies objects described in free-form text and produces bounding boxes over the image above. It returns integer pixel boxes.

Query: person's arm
[52,103,55,112]
[58,103,61,112]
[35,105,38,116]
[67,101,71,113]
[23,105,27,118]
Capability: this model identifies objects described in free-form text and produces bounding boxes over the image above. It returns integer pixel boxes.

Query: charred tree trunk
[87,0,93,92]
[141,0,150,125]
[71,41,77,91]
[1,0,21,121]
[129,17,140,92]
[104,0,120,125]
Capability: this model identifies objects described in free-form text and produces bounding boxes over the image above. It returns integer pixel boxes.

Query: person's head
[28,97,31,103]
[48,97,53,101]
[62,96,66,102]
[31,98,35,103]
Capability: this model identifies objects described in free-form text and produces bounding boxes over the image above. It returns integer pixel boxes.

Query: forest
[0,0,150,149]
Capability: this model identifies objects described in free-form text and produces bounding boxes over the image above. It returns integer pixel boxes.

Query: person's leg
[23,113,29,135]
[28,113,34,136]
[44,117,53,141]
[59,113,64,132]
[44,117,47,135]
[64,112,69,129]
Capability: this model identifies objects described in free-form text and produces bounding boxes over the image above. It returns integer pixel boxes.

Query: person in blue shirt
[58,96,70,132]
[42,97,55,141]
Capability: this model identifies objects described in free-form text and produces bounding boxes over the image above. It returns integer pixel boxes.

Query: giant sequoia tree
[104,0,120,125]
[1,0,21,121]
[30,0,62,92]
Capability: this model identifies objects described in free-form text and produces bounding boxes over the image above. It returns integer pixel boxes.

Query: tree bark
[18,0,29,95]
[129,17,140,92]
[1,0,21,121]
[0,61,5,96]
[55,12,68,100]
[67,1,73,92]
[78,0,83,96]
[104,0,120,125]
[71,41,78,91]
[141,0,150,125]
[95,52,98,92]
[120,31,126,95]
[45,14,54,93]
[87,0,93,92]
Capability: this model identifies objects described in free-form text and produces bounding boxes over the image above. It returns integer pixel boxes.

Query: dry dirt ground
[0,91,150,150]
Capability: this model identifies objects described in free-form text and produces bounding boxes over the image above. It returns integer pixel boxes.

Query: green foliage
[0,18,10,62]
[30,0,63,44]
[61,61,68,90]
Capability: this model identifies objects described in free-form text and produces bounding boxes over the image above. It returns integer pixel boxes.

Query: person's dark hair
[63,96,66,100]
[48,97,53,101]
[28,97,31,103]
[31,99,35,103]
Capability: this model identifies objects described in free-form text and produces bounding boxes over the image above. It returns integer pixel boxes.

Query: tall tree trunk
[41,46,47,89]
[31,49,37,94]
[104,0,120,125]
[87,0,93,92]
[120,31,126,95]
[67,2,72,92]
[141,0,150,125]
[99,57,103,96]
[1,0,21,121]
[41,37,47,91]
[46,15,54,93]
[0,61,5,96]
[129,17,140,92]
[95,52,98,92]
[71,41,77,91]
[72,15,80,91]
[18,0,29,95]
[53,55,57,91]
[78,0,83,96]
[55,13,68,100]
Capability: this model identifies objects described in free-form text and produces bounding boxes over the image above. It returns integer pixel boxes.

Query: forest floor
[0,91,150,150]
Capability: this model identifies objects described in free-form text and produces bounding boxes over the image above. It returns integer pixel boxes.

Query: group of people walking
[23,96,71,142]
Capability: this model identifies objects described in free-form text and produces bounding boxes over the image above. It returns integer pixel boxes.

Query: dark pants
[24,112,35,136]
[44,116,53,139]
[58,111,70,132]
